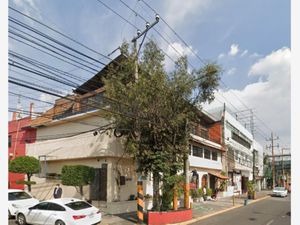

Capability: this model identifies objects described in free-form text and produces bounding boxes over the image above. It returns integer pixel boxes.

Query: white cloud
[226,67,236,75]
[228,44,239,56]
[241,50,248,57]
[164,42,195,71]
[12,0,41,19]
[39,93,57,103]
[204,47,291,145]
[165,42,194,58]
[218,53,225,59]
[163,0,213,28]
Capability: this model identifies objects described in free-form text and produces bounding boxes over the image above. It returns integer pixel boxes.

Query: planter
[148,209,192,225]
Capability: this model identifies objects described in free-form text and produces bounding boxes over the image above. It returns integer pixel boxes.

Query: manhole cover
[249,218,257,221]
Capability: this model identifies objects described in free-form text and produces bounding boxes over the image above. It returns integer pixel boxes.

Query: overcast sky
[8,0,290,154]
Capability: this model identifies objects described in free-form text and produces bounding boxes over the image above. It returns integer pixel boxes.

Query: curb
[168,195,271,225]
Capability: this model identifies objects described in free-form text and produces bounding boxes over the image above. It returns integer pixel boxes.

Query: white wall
[189,154,222,170]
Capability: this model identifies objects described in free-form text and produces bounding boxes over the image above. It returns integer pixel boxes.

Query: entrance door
[241,176,249,193]
[90,167,107,201]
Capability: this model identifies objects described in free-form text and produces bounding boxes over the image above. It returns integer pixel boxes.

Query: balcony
[53,93,106,120]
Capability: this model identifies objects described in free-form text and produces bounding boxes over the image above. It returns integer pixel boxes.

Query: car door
[45,203,67,225]
[26,202,50,225]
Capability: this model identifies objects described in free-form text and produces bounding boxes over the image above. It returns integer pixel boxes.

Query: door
[90,167,107,201]
[201,174,208,188]
[26,202,49,225]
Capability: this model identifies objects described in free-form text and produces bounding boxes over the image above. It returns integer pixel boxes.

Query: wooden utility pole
[266,133,279,189]
[131,15,159,224]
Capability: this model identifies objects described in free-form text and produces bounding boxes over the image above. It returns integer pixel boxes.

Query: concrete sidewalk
[99,190,272,225]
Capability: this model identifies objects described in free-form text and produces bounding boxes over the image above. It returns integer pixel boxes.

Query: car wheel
[55,220,66,225]
[17,213,27,225]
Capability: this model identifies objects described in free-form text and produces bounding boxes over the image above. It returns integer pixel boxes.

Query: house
[25,55,139,202]
[8,104,36,189]
[188,110,228,196]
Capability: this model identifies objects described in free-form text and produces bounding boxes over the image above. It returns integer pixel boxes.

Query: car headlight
[12,204,19,208]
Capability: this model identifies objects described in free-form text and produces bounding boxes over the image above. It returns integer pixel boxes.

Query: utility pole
[131,14,159,224]
[281,147,290,188]
[266,133,279,189]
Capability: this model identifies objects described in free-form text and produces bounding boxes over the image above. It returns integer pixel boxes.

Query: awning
[208,171,229,180]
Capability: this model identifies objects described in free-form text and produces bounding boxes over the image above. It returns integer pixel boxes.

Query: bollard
[244,199,248,206]
[137,181,144,224]
[232,194,235,206]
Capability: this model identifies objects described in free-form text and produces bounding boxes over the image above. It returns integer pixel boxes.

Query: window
[192,146,203,158]
[204,148,211,159]
[9,191,32,201]
[231,132,251,149]
[48,203,66,211]
[65,201,92,210]
[235,150,239,161]
[35,202,50,210]
[8,135,11,148]
[189,144,192,155]
[212,151,218,161]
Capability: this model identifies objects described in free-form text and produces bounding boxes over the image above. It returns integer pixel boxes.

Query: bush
[190,189,199,199]
[61,165,95,197]
[206,188,213,197]
[198,188,203,197]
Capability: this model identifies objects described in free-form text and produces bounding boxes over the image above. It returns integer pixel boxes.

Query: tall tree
[9,156,39,192]
[104,40,221,211]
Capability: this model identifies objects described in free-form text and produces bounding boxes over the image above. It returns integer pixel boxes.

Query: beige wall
[30,157,137,203]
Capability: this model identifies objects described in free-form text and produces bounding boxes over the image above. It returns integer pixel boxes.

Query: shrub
[206,188,213,197]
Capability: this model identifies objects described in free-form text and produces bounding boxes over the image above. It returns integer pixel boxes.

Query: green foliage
[9,156,39,175]
[198,188,203,197]
[9,156,39,192]
[61,165,95,187]
[16,180,36,185]
[247,181,256,194]
[219,180,228,191]
[103,39,221,210]
[190,189,199,199]
[206,188,213,197]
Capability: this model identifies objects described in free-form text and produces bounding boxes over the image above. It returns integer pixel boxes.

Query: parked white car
[272,187,288,197]
[15,198,101,225]
[8,189,39,219]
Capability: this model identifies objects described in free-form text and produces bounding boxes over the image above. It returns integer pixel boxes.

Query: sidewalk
[99,190,272,225]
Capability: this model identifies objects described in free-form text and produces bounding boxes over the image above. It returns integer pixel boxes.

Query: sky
[7,0,291,154]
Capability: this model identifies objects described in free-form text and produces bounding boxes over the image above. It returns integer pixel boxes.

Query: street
[191,195,291,225]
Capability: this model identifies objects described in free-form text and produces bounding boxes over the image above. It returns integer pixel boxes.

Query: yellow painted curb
[168,195,271,225]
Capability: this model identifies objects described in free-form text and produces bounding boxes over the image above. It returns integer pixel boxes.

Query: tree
[61,165,95,199]
[9,156,39,192]
[103,40,221,211]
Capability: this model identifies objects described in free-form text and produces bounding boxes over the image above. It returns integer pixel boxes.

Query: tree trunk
[27,174,31,192]
[79,186,84,200]
[152,172,160,211]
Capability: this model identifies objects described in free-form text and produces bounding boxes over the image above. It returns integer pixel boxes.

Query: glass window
[48,203,66,211]
[204,149,211,159]
[192,146,203,158]
[35,202,50,210]
[65,201,92,210]
[212,151,218,161]
[9,192,32,201]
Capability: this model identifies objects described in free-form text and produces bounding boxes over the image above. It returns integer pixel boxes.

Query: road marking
[266,219,274,225]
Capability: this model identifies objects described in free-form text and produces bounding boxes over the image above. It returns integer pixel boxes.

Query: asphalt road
[191,194,291,225]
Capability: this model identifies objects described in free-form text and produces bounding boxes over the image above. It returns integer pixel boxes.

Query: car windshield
[65,201,92,210]
[274,187,285,191]
[9,191,32,201]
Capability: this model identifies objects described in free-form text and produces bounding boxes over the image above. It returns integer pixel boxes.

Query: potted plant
[206,188,213,200]
[190,189,200,202]
[247,181,256,199]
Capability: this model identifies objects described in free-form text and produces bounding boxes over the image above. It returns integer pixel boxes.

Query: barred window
[192,146,203,158]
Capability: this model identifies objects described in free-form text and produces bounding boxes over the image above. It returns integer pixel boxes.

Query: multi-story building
[188,111,228,194]
[8,104,36,189]
[206,105,264,196]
